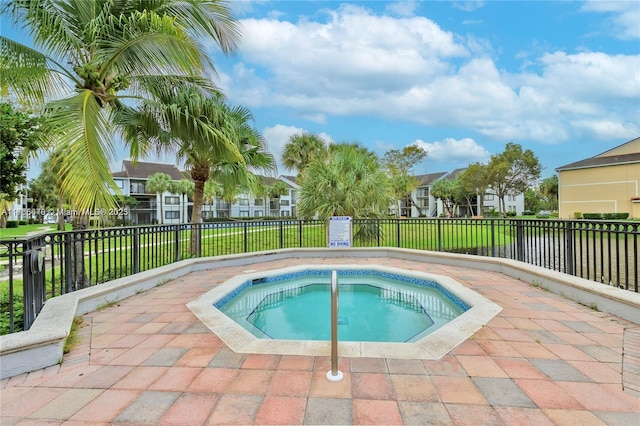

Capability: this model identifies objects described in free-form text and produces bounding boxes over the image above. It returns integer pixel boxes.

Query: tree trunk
[190,162,209,257]
[71,213,89,290]
[56,196,65,231]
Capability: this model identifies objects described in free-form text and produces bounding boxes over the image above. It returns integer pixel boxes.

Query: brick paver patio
[2,257,639,425]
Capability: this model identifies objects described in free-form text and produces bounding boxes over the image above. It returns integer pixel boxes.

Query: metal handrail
[326,270,343,382]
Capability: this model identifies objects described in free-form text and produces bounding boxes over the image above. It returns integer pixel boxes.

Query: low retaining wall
[2,248,639,379]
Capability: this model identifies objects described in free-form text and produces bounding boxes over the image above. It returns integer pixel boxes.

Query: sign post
[328,216,352,248]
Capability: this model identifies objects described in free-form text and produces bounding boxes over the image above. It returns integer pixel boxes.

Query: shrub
[6,220,19,228]
[536,213,551,218]
[583,213,603,220]
[0,289,24,335]
[603,213,629,220]
[522,210,534,216]
[574,212,582,219]
[484,210,501,218]
[506,211,517,217]
[18,220,28,225]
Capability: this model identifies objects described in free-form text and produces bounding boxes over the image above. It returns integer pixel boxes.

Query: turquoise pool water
[215,270,469,343]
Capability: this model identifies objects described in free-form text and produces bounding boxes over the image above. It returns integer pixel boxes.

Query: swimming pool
[187,263,502,359]
[215,269,469,342]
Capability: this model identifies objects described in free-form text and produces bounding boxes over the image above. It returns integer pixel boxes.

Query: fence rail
[1,218,638,334]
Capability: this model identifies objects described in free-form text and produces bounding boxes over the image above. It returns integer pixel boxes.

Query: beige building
[556,137,640,219]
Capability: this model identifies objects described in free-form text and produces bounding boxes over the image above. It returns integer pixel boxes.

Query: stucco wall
[558,163,640,218]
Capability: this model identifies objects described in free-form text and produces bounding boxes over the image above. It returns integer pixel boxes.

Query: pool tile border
[186,264,502,360]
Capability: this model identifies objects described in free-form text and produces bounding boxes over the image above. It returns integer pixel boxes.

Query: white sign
[328,216,352,248]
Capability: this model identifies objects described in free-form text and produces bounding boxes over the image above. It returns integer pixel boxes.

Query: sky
[3,0,640,181]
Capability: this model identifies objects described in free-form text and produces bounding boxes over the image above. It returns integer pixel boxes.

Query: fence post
[515,220,524,261]
[132,227,140,274]
[64,232,73,292]
[174,225,180,262]
[279,220,284,248]
[437,218,442,252]
[244,221,248,252]
[564,220,575,276]
[396,219,401,248]
[490,219,496,257]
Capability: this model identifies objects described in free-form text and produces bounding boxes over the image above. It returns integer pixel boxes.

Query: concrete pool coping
[2,247,639,379]
[186,264,503,360]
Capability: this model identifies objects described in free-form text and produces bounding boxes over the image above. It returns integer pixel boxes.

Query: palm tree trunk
[190,162,209,257]
[71,213,89,289]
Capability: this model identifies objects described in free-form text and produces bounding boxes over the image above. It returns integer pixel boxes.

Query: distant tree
[539,175,559,211]
[298,143,392,242]
[282,132,328,175]
[458,163,491,216]
[146,173,173,224]
[172,178,194,222]
[487,142,542,215]
[524,188,540,214]
[28,159,59,223]
[0,103,40,227]
[431,178,462,216]
[381,145,427,217]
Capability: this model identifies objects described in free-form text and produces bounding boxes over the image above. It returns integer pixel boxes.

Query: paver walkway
[2,257,639,425]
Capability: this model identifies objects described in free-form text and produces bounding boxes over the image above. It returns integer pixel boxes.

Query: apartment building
[556,137,640,219]
[111,161,298,224]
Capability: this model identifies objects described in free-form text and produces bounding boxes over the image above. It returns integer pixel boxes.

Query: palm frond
[0,36,72,105]
[47,90,120,210]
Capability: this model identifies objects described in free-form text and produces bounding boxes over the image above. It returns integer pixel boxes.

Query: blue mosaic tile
[214,268,470,311]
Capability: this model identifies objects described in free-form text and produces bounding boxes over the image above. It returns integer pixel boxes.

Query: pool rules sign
[328,216,352,248]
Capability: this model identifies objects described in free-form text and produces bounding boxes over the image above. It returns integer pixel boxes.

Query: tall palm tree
[130,89,275,253]
[0,0,240,212]
[298,143,392,242]
[282,132,328,176]
[146,172,172,224]
[172,178,194,222]
[203,180,220,219]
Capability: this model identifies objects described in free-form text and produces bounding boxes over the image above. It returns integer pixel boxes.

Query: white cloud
[413,138,490,164]
[385,1,420,17]
[581,0,640,40]
[452,1,486,12]
[221,4,639,146]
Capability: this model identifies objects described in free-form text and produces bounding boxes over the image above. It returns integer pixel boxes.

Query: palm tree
[130,89,275,253]
[1,0,240,212]
[298,143,392,242]
[172,178,194,222]
[203,180,220,220]
[282,132,328,176]
[146,172,172,224]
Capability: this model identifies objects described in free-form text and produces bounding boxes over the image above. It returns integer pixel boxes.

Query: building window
[115,179,124,189]
[484,194,494,201]
[165,211,180,219]
[239,199,249,206]
[165,196,180,205]
[131,183,145,193]
[254,198,264,206]
[240,210,249,217]
[508,195,516,201]
[254,210,263,216]
[202,211,213,219]
[281,210,290,216]
[280,200,290,206]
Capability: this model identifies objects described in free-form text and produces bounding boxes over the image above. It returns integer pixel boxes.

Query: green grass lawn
[0,223,72,239]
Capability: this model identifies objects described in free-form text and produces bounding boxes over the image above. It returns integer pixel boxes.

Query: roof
[555,152,640,171]
[442,168,467,180]
[414,172,447,186]
[116,160,186,180]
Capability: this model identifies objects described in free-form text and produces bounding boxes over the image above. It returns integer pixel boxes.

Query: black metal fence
[1,218,638,333]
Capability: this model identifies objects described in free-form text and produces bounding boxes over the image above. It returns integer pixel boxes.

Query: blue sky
[3,0,640,180]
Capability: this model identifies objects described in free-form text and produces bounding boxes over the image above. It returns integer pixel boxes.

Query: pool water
[216,270,468,343]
